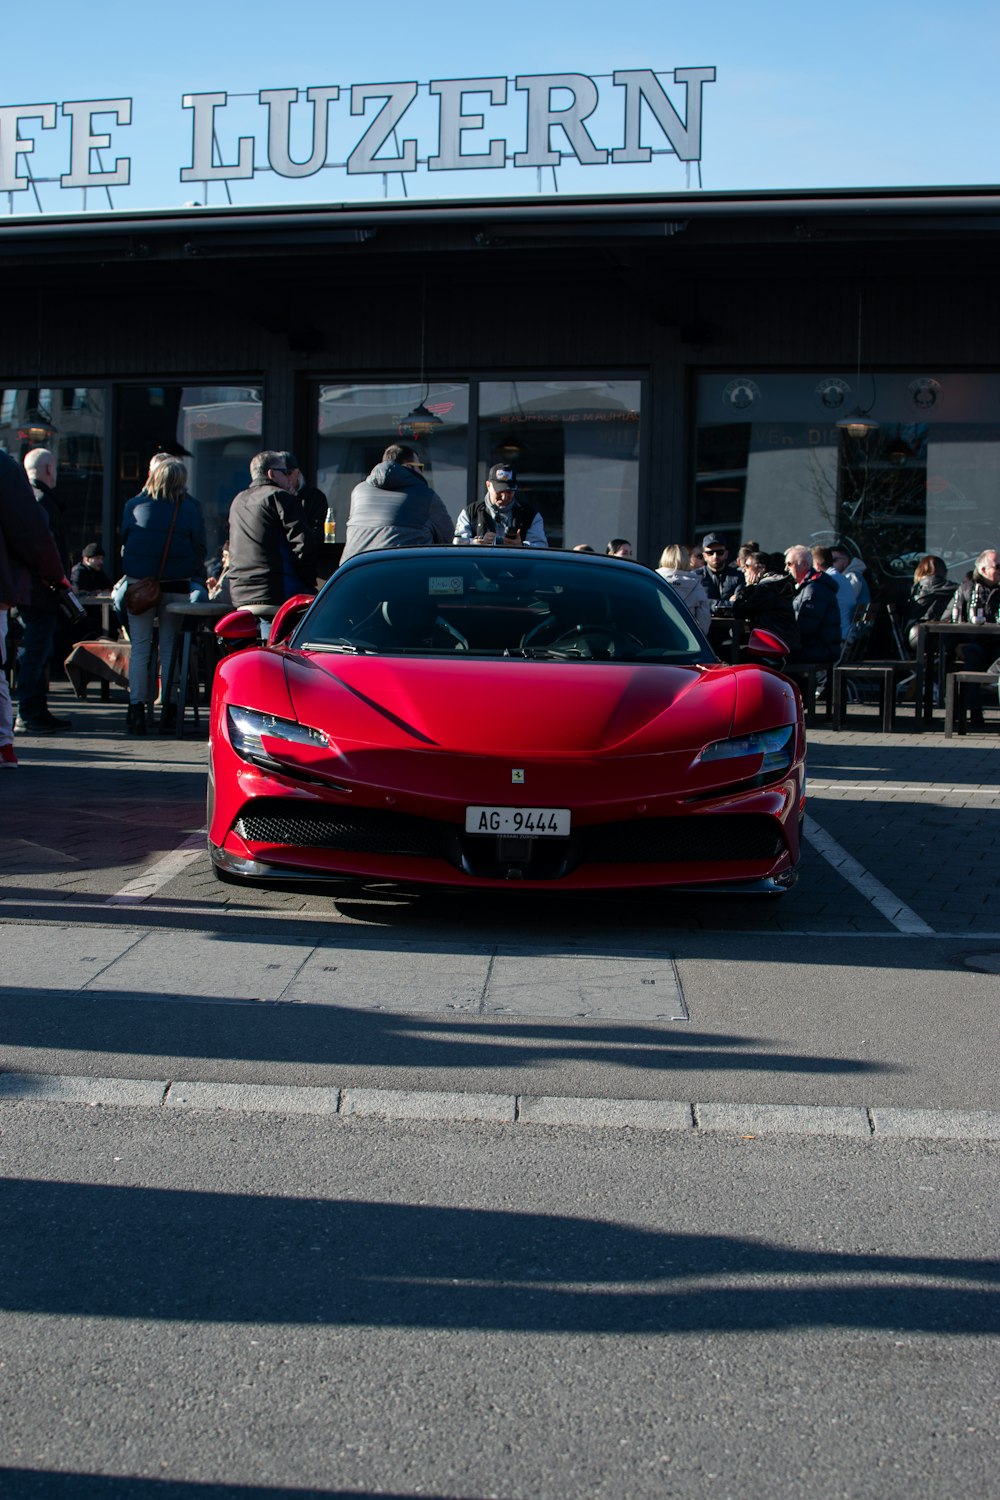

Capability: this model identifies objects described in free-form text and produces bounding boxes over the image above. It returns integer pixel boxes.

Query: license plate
[465,805,571,837]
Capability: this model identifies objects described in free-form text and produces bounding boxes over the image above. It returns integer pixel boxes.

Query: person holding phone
[453,464,548,548]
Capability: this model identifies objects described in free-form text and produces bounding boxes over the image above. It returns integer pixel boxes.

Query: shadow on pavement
[0,1476,446,1500]
[0,1479,444,1500]
[1,1178,997,1335]
[0,991,894,1079]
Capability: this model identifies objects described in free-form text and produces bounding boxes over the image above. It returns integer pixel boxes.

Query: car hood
[282,654,737,755]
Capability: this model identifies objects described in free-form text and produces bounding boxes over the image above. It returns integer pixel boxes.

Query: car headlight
[227,705,330,767]
[694,725,796,781]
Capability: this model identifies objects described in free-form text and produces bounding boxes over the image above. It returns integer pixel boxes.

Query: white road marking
[106,818,936,939]
[107,832,206,905]
[810,781,1000,796]
[803,815,934,935]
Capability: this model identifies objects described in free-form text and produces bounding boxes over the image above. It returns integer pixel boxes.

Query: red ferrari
[207,548,805,893]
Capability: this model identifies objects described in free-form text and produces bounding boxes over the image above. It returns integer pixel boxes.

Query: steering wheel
[545,624,644,658]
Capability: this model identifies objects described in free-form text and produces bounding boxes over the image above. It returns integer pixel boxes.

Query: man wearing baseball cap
[453,463,548,547]
[696,531,744,613]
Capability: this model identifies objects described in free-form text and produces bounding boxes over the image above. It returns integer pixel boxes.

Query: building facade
[1,186,998,586]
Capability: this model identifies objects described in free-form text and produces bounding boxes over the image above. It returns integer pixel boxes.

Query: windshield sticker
[428,576,465,595]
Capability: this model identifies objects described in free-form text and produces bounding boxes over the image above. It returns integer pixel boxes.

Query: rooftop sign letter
[514,73,608,167]
[0,103,57,192]
[428,77,508,171]
[181,93,254,182]
[347,83,419,174]
[60,98,132,187]
[260,86,340,178]
[612,67,716,163]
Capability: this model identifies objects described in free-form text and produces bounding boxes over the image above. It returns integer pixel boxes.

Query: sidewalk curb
[2,1072,1000,1141]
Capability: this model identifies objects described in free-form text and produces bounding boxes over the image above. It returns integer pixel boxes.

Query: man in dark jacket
[695,532,744,613]
[282,452,329,542]
[227,450,318,609]
[1,451,66,746]
[16,448,73,733]
[731,552,800,654]
[946,548,1000,723]
[948,549,1000,628]
[453,463,548,547]
[783,544,843,663]
[341,445,453,562]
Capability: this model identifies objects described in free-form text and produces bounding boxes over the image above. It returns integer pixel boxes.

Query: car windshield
[292,552,713,663]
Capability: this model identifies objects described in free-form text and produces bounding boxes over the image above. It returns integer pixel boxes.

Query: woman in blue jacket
[121,458,206,735]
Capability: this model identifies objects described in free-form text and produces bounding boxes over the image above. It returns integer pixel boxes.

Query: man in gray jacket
[340,445,452,563]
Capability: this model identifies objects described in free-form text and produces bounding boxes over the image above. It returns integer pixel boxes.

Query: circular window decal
[909,377,941,412]
[723,378,761,411]
[815,378,849,410]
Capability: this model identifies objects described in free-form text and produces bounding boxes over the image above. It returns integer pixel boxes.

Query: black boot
[159,704,177,735]
[126,702,146,735]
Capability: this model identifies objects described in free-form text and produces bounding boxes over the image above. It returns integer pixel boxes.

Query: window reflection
[316,382,470,542]
[116,385,262,571]
[314,378,643,557]
[696,372,1000,584]
[0,386,105,567]
[478,380,642,553]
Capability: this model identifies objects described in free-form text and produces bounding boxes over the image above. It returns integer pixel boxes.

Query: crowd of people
[4,433,999,760]
[650,533,871,670]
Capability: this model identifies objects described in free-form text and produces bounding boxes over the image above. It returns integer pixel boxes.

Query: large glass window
[316,382,470,541]
[314,377,642,553]
[478,380,642,552]
[695,372,1000,585]
[116,385,263,569]
[0,387,105,567]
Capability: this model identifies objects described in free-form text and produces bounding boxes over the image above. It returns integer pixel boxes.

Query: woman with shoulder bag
[120,457,206,735]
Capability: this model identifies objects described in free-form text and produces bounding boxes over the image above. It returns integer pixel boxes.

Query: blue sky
[7,0,999,214]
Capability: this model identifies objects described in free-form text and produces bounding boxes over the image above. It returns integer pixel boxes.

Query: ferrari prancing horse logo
[511,769,525,784]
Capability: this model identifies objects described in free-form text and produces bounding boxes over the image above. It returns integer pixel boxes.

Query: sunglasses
[405,461,425,471]
[704,547,726,555]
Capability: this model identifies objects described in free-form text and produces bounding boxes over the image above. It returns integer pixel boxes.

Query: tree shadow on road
[0,987,894,1082]
[1,1176,997,1336]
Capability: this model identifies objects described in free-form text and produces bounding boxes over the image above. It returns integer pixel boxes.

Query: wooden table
[914,620,1000,727]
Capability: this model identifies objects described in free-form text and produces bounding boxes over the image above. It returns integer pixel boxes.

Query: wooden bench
[944,670,999,737]
[832,661,916,732]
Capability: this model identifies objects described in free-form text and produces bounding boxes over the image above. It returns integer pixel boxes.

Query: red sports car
[207,548,805,893]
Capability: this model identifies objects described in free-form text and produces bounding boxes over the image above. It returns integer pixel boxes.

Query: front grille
[235,802,443,858]
[234,801,784,875]
[582,815,784,864]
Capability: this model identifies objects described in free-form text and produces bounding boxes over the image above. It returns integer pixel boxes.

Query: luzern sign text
[0,68,716,196]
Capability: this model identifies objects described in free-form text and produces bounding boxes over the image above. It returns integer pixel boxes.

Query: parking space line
[107,832,206,905]
[802,814,934,935]
[105,822,936,941]
[810,781,1000,797]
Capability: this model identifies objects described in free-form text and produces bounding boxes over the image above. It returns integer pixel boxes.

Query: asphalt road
[1,1104,998,1500]
[1,688,998,1498]
[2,693,999,1111]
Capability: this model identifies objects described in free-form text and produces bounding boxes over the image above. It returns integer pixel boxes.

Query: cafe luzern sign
[0,68,716,202]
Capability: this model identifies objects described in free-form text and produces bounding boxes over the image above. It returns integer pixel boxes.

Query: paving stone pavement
[2,683,999,938]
